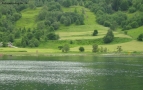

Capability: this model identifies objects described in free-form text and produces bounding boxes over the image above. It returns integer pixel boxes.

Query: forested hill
[0,0,143,48]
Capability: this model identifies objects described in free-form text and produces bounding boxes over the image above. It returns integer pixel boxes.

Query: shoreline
[0,52,143,58]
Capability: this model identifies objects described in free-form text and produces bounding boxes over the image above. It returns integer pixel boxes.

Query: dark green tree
[137,33,143,41]
[103,30,114,43]
[79,47,85,52]
[120,0,129,11]
[47,33,59,40]
[92,30,98,36]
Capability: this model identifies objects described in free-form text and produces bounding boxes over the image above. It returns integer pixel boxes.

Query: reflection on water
[0,57,143,90]
[0,61,92,84]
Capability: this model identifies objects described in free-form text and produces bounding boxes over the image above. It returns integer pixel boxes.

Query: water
[0,56,143,90]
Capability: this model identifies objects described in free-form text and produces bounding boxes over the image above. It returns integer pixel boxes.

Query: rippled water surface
[0,56,143,90]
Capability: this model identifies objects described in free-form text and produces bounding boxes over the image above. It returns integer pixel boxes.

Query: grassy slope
[57,6,106,40]
[127,26,143,39]
[57,6,131,40]
[15,7,41,29]
[10,6,143,53]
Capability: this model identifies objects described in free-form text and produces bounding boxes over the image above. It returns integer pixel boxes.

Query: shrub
[79,47,85,52]
[92,44,98,53]
[92,30,98,36]
[117,46,123,52]
[137,33,143,41]
[129,7,136,13]
[62,44,70,53]
[124,31,128,35]
[58,46,63,50]
[103,30,114,43]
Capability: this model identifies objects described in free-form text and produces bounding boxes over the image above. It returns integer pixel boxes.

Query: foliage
[79,47,85,52]
[124,31,128,35]
[92,44,98,53]
[137,33,143,41]
[92,30,98,36]
[117,46,123,52]
[47,33,59,40]
[99,47,107,53]
[58,46,63,50]
[62,44,70,53]
[103,30,114,43]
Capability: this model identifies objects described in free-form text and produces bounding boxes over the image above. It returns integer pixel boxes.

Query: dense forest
[0,0,143,47]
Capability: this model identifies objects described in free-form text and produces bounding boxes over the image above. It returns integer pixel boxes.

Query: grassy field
[15,7,41,29]
[127,26,143,39]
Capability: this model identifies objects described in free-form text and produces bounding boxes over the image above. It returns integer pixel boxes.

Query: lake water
[0,56,143,90]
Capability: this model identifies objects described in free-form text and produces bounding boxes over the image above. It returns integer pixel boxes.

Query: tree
[58,46,63,50]
[27,32,33,40]
[92,44,98,53]
[2,42,7,47]
[52,22,60,30]
[79,47,85,52]
[120,0,129,11]
[63,0,71,7]
[124,31,128,35]
[8,34,15,42]
[92,30,98,36]
[137,33,143,41]
[103,30,114,43]
[47,33,59,40]
[62,44,70,53]
[117,46,123,52]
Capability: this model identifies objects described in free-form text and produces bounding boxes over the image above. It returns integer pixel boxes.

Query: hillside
[0,0,143,53]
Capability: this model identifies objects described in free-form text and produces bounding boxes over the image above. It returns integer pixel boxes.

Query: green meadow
[15,7,42,29]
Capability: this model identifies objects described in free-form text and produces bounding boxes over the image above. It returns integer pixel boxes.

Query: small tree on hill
[137,33,143,41]
[62,44,70,53]
[92,30,98,36]
[92,44,98,53]
[117,46,123,52]
[103,30,114,43]
[79,47,85,52]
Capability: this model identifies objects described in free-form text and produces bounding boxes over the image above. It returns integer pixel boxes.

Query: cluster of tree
[18,28,59,47]
[0,0,85,48]
[36,1,84,31]
[84,0,143,30]
[121,13,143,30]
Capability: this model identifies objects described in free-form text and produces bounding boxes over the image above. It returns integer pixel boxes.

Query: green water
[0,56,143,90]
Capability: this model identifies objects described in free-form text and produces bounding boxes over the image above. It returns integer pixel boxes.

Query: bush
[92,44,98,53]
[79,47,85,52]
[137,33,143,41]
[104,21,111,27]
[47,33,59,40]
[129,7,136,13]
[124,31,128,35]
[103,30,114,43]
[92,30,98,36]
[62,44,70,53]
[58,46,63,50]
